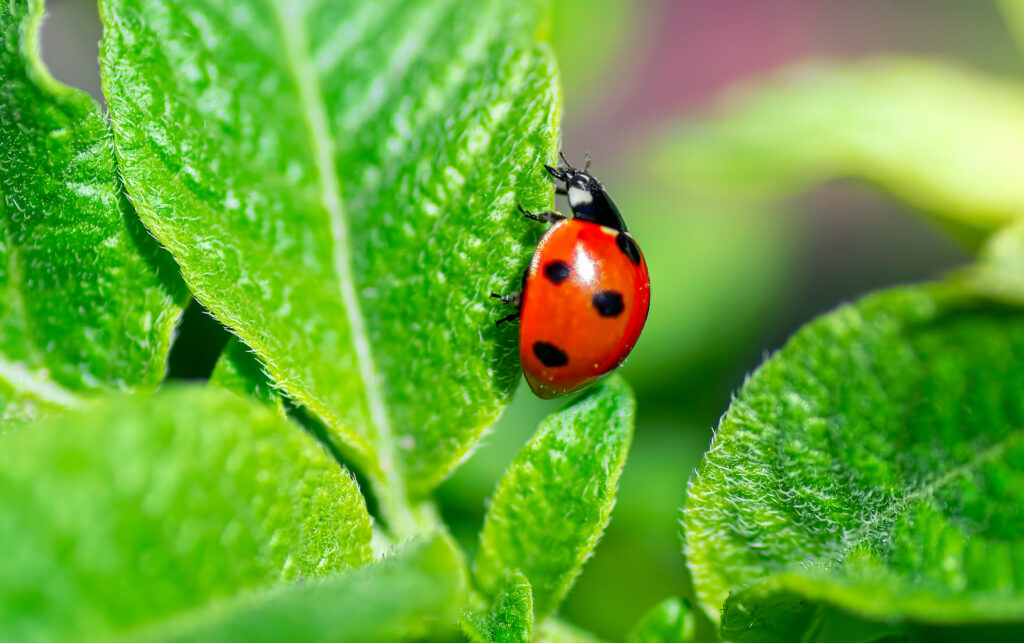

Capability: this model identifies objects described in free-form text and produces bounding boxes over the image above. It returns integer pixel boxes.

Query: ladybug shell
[519,218,650,399]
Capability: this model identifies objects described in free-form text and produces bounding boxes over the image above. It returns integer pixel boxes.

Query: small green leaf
[463,570,534,643]
[626,597,694,643]
[535,618,606,643]
[0,0,186,421]
[476,376,636,620]
[210,336,285,412]
[683,285,1024,632]
[135,535,465,643]
[657,58,1024,233]
[956,219,1024,305]
[0,386,372,640]
[98,0,560,524]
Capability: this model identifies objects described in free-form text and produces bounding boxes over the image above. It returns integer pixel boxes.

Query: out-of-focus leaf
[956,219,1024,305]
[0,0,186,421]
[476,376,635,619]
[210,336,284,412]
[99,0,560,528]
[0,386,372,640]
[684,285,1024,634]
[998,0,1024,54]
[136,535,465,643]
[626,597,694,643]
[658,58,1024,233]
[535,618,605,643]
[462,570,533,643]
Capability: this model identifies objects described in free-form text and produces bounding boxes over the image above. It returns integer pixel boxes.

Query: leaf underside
[684,285,1024,634]
[99,0,561,504]
[0,0,186,421]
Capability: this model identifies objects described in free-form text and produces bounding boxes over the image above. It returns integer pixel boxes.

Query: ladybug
[492,154,651,399]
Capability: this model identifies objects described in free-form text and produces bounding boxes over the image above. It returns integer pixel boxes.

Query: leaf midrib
[269,3,410,533]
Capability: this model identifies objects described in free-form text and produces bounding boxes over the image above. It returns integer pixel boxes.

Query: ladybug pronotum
[492,154,651,399]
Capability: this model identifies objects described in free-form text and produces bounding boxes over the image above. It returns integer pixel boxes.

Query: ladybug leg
[494,311,520,326]
[490,291,522,307]
[489,291,522,326]
[518,203,566,224]
[555,186,567,196]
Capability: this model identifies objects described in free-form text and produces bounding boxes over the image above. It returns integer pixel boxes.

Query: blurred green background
[38,0,1016,639]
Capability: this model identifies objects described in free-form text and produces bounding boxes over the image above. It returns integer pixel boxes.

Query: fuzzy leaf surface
[0,0,185,420]
[476,376,635,619]
[210,336,285,412]
[99,0,561,508]
[138,535,464,643]
[463,570,534,643]
[658,58,1024,233]
[0,386,372,640]
[684,285,1024,633]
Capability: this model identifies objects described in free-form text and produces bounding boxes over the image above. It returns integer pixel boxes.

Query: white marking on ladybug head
[567,186,593,207]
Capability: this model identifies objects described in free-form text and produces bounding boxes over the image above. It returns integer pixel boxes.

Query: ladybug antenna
[558,151,576,172]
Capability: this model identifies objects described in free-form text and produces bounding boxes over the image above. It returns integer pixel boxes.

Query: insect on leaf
[683,284,1024,635]
[0,386,372,640]
[98,0,561,526]
[475,375,635,620]
[0,0,186,421]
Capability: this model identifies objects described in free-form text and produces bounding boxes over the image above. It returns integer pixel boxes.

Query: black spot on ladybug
[616,232,641,265]
[544,260,571,284]
[592,290,624,317]
[533,341,568,367]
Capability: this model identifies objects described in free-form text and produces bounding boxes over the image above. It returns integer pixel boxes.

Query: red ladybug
[492,154,651,399]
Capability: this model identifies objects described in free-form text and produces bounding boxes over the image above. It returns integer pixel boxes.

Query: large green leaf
[476,376,635,620]
[135,535,465,642]
[656,58,1024,234]
[0,0,185,421]
[683,285,1024,636]
[0,386,372,640]
[98,0,560,527]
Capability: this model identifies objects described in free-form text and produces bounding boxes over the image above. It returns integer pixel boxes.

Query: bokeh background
[38,0,1015,638]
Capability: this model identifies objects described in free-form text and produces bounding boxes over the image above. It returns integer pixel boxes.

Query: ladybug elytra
[492,154,651,399]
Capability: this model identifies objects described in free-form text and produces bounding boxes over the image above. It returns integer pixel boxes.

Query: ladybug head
[544,153,628,231]
[545,152,603,211]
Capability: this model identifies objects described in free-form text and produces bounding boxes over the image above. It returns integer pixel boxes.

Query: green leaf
[956,219,1024,305]
[134,535,465,643]
[0,0,186,421]
[998,0,1024,54]
[626,598,694,643]
[476,376,636,620]
[98,0,561,523]
[683,285,1024,633]
[462,570,534,643]
[657,58,1024,234]
[535,618,606,643]
[0,385,372,640]
[210,336,285,412]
